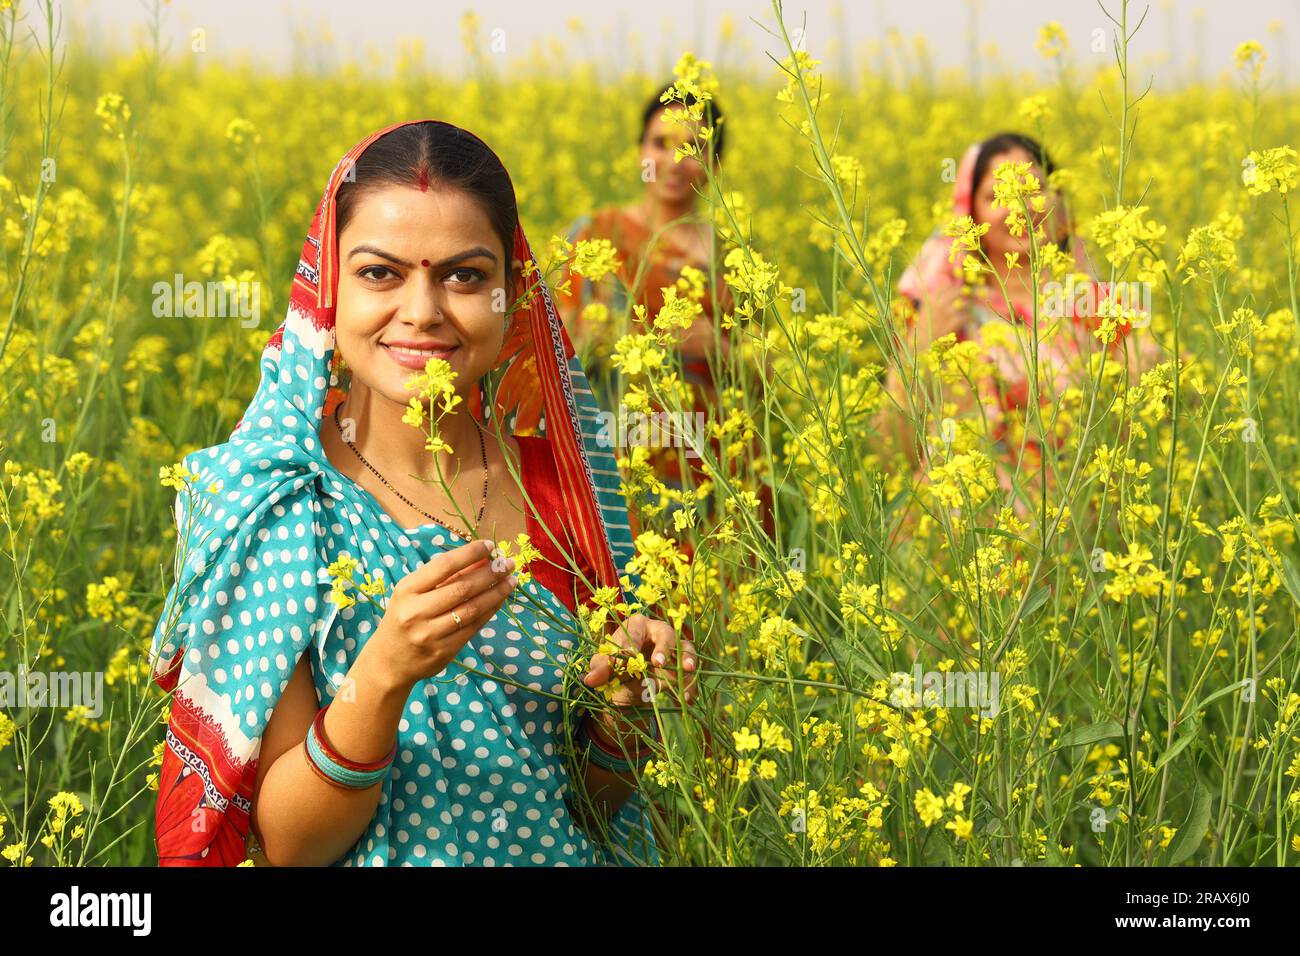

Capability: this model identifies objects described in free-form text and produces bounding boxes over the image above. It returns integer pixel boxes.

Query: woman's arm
[571,711,648,831]
[250,641,412,867]
[563,593,642,830]
[250,538,516,866]
[876,284,973,465]
[568,614,694,837]
[876,364,924,470]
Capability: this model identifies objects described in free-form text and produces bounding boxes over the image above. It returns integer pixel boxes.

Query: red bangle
[311,705,398,772]
[584,711,657,759]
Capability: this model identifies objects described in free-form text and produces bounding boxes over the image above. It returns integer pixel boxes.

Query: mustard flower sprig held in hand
[326,552,388,611]
[585,637,651,705]
[491,533,542,584]
[577,585,642,638]
[401,357,462,456]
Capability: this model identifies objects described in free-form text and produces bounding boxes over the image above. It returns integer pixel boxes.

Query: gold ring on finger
[452,608,463,627]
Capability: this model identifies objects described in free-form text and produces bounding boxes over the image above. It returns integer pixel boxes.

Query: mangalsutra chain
[333,401,488,540]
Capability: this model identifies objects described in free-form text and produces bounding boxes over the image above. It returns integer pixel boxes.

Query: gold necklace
[333,401,488,540]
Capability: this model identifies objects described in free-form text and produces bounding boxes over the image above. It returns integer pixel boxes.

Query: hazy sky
[66,0,1300,83]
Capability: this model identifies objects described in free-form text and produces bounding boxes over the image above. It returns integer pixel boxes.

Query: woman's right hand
[913,281,971,351]
[365,538,519,690]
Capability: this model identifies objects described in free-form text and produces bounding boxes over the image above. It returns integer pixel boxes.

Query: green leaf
[1076,583,1100,620]
[1152,722,1199,772]
[969,525,1031,547]
[1019,585,1051,621]
[1280,556,1300,609]
[879,604,955,655]
[1187,678,1252,716]
[1055,720,1125,750]
[787,509,809,556]
[882,487,910,522]
[1166,786,1212,865]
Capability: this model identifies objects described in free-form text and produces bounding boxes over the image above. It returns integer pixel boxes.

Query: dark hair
[640,83,726,162]
[969,131,1068,252]
[335,122,519,285]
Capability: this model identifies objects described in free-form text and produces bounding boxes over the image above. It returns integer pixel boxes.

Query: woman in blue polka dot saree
[149,120,697,867]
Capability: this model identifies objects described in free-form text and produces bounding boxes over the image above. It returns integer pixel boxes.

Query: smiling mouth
[383,344,457,356]
[381,343,459,369]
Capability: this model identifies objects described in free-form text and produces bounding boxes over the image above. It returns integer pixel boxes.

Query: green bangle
[304,707,395,789]
[575,714,654,774]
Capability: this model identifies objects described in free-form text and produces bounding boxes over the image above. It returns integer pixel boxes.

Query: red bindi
[421,259,430,267]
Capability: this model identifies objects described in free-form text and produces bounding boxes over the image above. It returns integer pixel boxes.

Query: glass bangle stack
[303,705,398,789]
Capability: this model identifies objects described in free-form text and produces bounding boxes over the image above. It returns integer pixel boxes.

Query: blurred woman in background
[881,131,1158,493]
[556,85,736,542]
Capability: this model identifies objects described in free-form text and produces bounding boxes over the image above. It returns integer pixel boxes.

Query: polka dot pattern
[312,466,603,866]
[151,314,658,866]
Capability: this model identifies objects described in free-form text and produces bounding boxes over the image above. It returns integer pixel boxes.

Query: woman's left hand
[581,613,697,712]
[678,314,725,357]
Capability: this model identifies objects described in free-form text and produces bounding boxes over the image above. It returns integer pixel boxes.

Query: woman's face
[640,106,713,205]
[334,184,514,407]
[971,146,1064,259]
